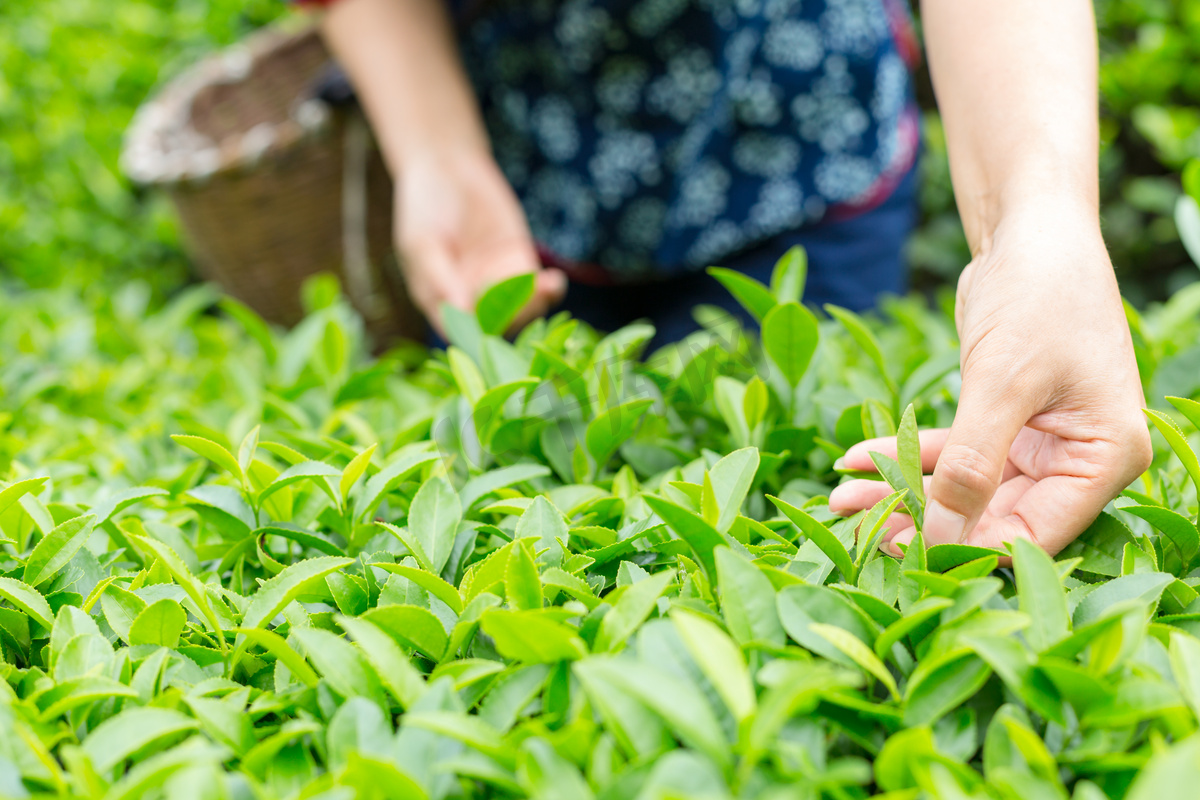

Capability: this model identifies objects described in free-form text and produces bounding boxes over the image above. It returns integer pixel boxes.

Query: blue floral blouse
[364,0,921,280]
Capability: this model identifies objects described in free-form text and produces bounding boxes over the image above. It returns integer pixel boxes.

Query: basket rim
[121,21,333,187]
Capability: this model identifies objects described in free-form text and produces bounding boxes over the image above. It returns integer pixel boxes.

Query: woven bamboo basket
[122,23,425,343]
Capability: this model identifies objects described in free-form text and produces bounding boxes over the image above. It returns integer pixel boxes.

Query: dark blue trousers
[558,164,918,351]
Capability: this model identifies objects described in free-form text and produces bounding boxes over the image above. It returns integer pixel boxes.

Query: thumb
[925,378,1029,545]
[535,267,567,307]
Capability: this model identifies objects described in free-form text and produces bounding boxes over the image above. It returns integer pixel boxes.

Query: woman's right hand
[319,0,562,335]
[395,147,566,335]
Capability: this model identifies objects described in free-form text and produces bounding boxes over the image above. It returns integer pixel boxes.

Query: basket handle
[341,110,388,319]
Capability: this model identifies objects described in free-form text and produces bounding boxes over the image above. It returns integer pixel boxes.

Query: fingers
[887,526,920,558]
[840,429,1021,482]
[401,239,472,337]
[536,267,568,305]
[972,434,1146,555]
[403,235,566,337]
[829,475,932,516]
[971,475,1109,555]
[924,381,1032,546]
[843,429,951,473]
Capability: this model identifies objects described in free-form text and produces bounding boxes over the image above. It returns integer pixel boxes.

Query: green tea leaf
[0,575,54,630]
[291,626,385,704]
[130,535,226,647]
[874,596,954,660]
[1126,735,1200,800]
[359,448,441,520]
[1122,504,1200,567]
[768,495,855,582]
[364,603,449,661]
[258,460,341,505]
[706,447,759,534]
[809,621,898,699]
[777,584,876,664]
[594,569,675,652]
[340,443,378,503]
[407,475,462,575]
[481,608,587,663]
[1167,395,1200,431]
[904,653,991,726]
[101,584,146,645]
[338,615,427,709]
[770,245,807,304]
[23,513,95,588]
[520,738,595,800]
[449,346,488,404]
[240,556,354,630]
[896,404,925,508]
[171,435,246,486]
[405,710,512,766]
[643,496,723,579]
[1073,571,1173,627]
[573,656,730,768]
[231,626,320,687]
[90,487,169,526]
[761,302,819,387]
[476,273,536,335]
[128,598,186,648]
[855,490,907,571]
[715,547,786,648]
[474,378,539,444]
[81,707,199,774]
[369,563,463,615]
[507,539,544,611]
[707,267,776,321]
[1145,408,1200,499]
[671,609,757,722]
[1168,630,1200,719]
[0,477,48,517]
[1012,538,1070,652]
[586,398,655,467]
[826,304,895,393]
[460,464,552,511]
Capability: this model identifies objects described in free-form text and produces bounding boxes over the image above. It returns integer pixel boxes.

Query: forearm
[921,0,1100,253]
[319,0,489,172]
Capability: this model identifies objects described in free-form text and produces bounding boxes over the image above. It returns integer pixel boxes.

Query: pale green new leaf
[23,513,95,587]
[761,301,819,388]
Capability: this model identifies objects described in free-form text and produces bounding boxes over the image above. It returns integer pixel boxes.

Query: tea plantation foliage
[9,2,1200,799]
[6,263,1200,800]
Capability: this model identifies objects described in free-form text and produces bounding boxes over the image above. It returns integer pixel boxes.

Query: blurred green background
[2,0,1199,305]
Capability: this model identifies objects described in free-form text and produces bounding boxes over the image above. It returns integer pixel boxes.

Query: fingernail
[886,530,914,558]
[923,500,967,545]
[833,457,847,471]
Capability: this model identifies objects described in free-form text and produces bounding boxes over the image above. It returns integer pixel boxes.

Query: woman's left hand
[828,202,1151,556]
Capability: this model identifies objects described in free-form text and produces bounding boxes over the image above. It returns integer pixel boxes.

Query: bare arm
[922,0,1099,251]
[320,0,488,172]
[831,1,1151,555]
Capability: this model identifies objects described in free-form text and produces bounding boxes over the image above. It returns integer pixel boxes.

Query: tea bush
[6,263,1200,799]
[0,0,285,293]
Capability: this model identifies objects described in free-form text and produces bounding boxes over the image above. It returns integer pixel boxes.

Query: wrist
[385,119,491,173]
[966,176,1099,258]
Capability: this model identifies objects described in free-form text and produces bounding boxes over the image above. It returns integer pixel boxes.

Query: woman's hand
[395,147,565,334]
[320,0,563,336]
[829,203,1151,556]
